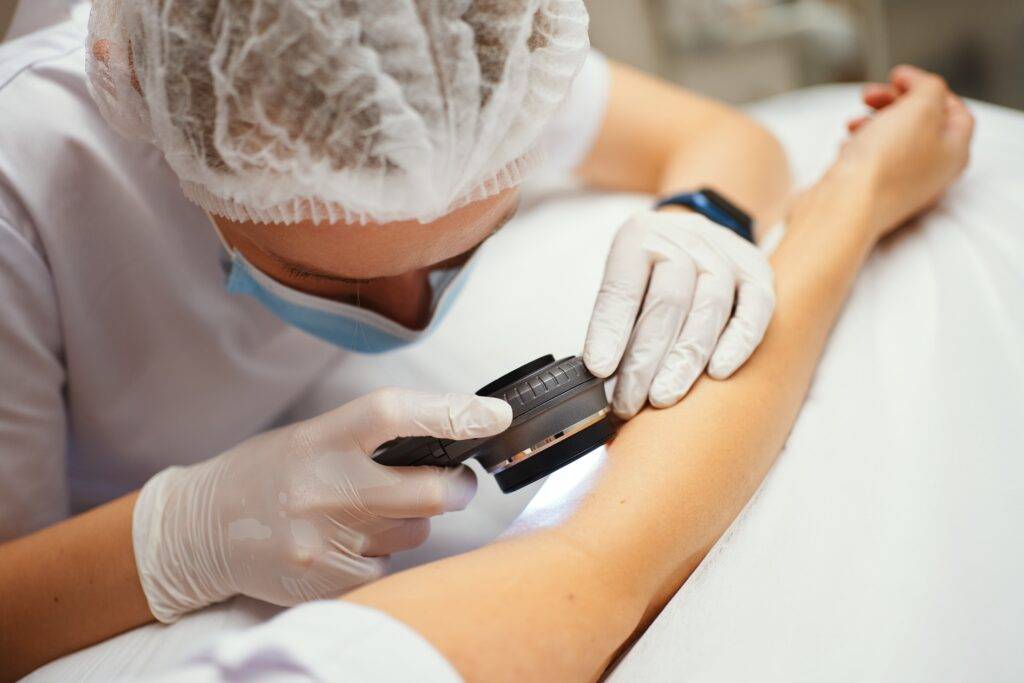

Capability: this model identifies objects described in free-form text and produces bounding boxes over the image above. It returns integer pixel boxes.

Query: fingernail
[453,396,513,438]
[584,347,614,377]
[443,468,478,510]
[709,347,740,379]
[473,397,513,430]
[708,356,735,379]
[612,392,638,420]
[613,380,648,419]
[649,380,681,409]
[613,402,637,420]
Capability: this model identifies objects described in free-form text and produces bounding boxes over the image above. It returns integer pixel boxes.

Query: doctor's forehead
[235,188,521,279]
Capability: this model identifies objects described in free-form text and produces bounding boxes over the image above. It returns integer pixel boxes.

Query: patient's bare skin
[344,66,974,682]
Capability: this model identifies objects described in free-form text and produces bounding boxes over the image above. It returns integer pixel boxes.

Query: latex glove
[585,210,775,419]
[133,389,512,623]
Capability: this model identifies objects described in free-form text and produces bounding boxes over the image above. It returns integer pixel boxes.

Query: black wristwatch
[656,188,755,243]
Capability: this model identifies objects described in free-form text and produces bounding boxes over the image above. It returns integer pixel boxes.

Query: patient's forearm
[654,114,792,237]
[578,62,792,234]
[0,494,150,681]
[345,170,876,681]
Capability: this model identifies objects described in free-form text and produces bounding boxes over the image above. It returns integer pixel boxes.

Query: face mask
[209,216,474,354]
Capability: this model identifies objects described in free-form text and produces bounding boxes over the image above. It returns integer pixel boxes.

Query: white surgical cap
[86,0,590,225]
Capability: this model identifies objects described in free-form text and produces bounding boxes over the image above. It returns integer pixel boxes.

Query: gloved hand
[133,389,512,623]
[584,210,775,419]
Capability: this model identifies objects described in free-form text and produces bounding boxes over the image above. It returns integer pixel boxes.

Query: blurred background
[586,0,1024,110]
[2,0,1023,110]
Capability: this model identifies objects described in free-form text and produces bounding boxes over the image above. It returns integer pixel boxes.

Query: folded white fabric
[140,601,459,683]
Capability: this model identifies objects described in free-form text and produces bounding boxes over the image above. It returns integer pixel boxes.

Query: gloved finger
[610,258,697,420]
[708,281,775,380]
[584,221,653,378]
[273,550,390,604]
[358,518,431,557]
[648,273,735,409]
[307,549,390,596]
[339,388,513,454]
[362,464,478,518]
[316,506,412,535]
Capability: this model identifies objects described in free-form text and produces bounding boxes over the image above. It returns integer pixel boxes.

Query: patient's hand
[837,65,975,241]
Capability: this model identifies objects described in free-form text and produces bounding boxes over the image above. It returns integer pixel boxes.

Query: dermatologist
[0,1,791,676]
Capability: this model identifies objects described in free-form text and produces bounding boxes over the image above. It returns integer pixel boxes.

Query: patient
[153,66,974,681]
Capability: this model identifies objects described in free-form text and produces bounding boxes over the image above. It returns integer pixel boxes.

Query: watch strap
[656,188,755,243]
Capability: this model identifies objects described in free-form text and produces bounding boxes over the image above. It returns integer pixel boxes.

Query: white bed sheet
[26,85,1024,681]
[606,86,1024,682]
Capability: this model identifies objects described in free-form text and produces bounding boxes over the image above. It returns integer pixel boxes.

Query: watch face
[701,188,754,235]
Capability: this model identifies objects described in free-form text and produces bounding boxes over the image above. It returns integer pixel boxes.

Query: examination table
[26,85,1024,682]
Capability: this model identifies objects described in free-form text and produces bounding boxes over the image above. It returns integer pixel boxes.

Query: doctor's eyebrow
[265,252,385,284]
[265,203,521,284]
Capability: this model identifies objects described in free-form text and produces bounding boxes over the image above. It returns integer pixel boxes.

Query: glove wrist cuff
[133,462,235,622]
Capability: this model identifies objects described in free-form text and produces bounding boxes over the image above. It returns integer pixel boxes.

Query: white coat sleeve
[537,49,612,176]
[0,216,68,539]
[140,601,462,683]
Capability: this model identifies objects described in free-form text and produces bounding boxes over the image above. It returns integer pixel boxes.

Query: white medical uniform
[0,11,609,679]
[141,601,463,683]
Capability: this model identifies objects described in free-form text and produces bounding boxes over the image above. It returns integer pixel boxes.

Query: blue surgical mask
[209,216,473,354]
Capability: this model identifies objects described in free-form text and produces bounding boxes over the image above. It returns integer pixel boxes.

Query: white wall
[584,0,664,74]
[2,0,77,41]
